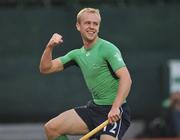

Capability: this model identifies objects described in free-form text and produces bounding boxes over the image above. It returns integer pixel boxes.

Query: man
[39,8,132,140]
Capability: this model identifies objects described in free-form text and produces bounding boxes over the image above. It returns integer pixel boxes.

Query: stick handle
[79,120,109,140]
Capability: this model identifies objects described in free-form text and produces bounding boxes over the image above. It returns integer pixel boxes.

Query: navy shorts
[74,101,131,140]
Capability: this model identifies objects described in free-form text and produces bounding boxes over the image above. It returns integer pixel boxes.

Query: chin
[87,36,97,41]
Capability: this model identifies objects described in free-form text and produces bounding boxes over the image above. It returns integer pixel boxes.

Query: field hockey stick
[79,120,109,140]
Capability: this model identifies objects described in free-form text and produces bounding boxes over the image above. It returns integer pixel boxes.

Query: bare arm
[39,33,64,74]
[108,67,132,123]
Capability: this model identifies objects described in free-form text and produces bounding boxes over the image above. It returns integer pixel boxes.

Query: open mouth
[87,31,95,35]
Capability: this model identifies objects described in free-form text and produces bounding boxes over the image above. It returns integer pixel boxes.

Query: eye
[85,21,91,25]
[94,22,98,26]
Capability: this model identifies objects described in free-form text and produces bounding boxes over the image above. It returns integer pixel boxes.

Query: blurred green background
[0,0,180,124]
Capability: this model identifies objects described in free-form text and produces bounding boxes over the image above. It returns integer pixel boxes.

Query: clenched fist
[47,33,63,48]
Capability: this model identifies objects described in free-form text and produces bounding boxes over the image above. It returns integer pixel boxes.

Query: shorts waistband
[88,100,127,108]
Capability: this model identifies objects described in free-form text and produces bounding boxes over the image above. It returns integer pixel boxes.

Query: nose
[89,23,94,29]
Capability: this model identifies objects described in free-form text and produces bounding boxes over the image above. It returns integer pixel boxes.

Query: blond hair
[77,8,101,23]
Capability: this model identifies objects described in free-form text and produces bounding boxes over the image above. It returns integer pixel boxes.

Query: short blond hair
[77,8,101,23]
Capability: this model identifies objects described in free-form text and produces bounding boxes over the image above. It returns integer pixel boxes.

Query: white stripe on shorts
[116,107,123,139]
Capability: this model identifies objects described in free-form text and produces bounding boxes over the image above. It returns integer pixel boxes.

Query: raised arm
[39,33,64,74]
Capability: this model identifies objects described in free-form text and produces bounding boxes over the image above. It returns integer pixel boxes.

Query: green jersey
[59,38,126,105]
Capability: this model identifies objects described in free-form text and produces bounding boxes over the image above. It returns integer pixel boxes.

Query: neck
[83,37,99,49]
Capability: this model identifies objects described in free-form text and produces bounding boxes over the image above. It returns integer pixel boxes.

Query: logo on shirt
[114,53,122,62]
[86,52,90,56]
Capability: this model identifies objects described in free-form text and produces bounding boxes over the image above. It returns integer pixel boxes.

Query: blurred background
[0,0,180,140]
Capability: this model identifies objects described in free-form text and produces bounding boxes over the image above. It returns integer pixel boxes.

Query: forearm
[39,45,53,73]
[39,33,64,74]
[112,76,132,109]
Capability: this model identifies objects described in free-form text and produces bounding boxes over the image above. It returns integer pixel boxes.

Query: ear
[76,22,80,31]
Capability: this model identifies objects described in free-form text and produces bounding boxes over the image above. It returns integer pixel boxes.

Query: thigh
[100,134,117,140]
[100,104,131,140]
[47,109,89,135]
[101,120,121,139]
[100,119,129,140]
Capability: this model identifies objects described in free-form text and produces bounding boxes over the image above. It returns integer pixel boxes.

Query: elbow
[39,65,49,74]
[39,68,46,74]
[129,77,132,85]
[39,69,46,74]
[129,76,132,86]
[128,77,132,90]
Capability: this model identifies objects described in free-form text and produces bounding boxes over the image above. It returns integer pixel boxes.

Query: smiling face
[76,9,101,44]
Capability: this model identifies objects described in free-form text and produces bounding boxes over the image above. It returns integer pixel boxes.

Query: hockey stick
[79,120,109,140]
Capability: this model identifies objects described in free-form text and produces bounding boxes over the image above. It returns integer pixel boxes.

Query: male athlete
[40,8,132,140]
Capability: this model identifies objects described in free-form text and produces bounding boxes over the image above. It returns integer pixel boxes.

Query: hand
[47,33,63,48]
[108,107,121,124]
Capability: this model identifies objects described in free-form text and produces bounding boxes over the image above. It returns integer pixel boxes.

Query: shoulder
[100,39,115,46]
[67,49,81,57]
[69,48,80,53]
[99,39,120,54]
[100,39,119,50]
